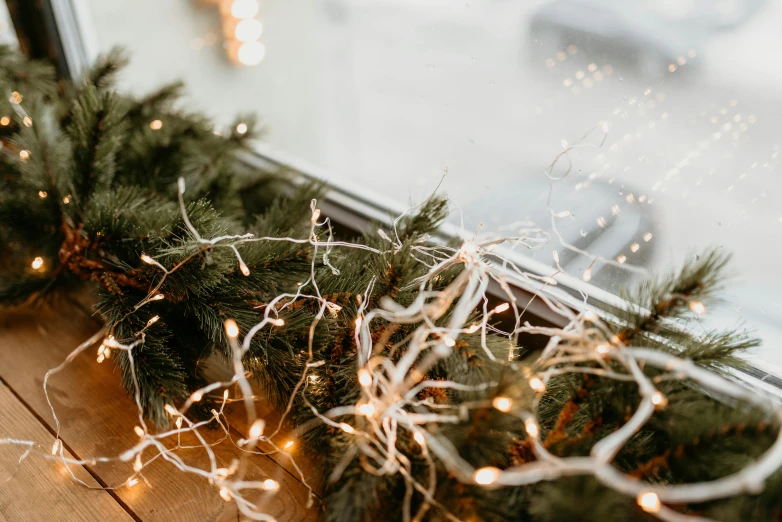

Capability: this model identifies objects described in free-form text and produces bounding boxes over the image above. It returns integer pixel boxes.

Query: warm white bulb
[637,491,661,513]
[230,0,259,19]
[151,293,165,301]
[31,257,44,270]
[149,119,163,130]
[219,487,232,501]
[261,478,279,491]
[134,426,145,437]
[474,466,501,485]
[164,404,178,416]
[339,422,355,434]
[133,454,143,472]
[466,324,480,334]
[358,369,372,387]
[236,122,248,135]
[234,18,263,43]
[147,315,160,326]
[596,344,610,354]
[225,319,240,338]
[689,301,706,315]
[271,318,285,327]
[51,439,60,455]
[239,262,250,276]
[582,267,592,282]
[357,403,376,417]
[443,337,456,347]
[492,396,512,412]
[127,478,139,488]
[413,431,426,446]
[191,390,203,402]
[525,418,539,438]
[493,303,510,314]
[249,419,264,438]
[529,377,546,393]
[140,254,155,265]
[237,41,266,66]
[283,440,294,449]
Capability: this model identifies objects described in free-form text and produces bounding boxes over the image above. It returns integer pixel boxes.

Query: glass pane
[79,0,782,373]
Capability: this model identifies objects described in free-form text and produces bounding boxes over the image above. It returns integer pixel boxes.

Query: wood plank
[0,303,319,522]
[0,381,133,522]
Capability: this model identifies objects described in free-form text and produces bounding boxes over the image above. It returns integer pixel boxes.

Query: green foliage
[0,45,779,522]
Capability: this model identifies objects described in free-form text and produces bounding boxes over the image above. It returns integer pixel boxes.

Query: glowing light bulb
[31,257,44,270]
[249,419,264,438]
[176,417,183,429]
[492,396,512,412]
[357,403,376,417]
[651,392,668,410]
[493,303,510,314]
[529,377,546,393]
[235,122,248,135]
[339,422,355,434]
[474,466,501,485]
[146,315,160,326]
[582,267,592,282]
[358,369,372,387]
[239,261,250,276]
[355,317,362,328]
[283,440,294,449]
[689,301,706,315]
[134,426,145,437]
[261,478,279,491]
[23,116,32,127]
[164,404,178,416]
[219,487,232,501]
[151,293,165,301]
[62,195,71,204]
[51,439,60,455]
[466,324,480,334]
[223,389,230,401]
[9,91,22,104]
[643,232,653,242]
[270,318,284,327]
[133,454,143,472]
[127,478,138,488]
[97,354,105,363]
[19,150,30,161]
[149,119,163,130]
[443,337,456,347]
[0,116,9,125]
[413,431,426,446]
[237,41,266,66]
[311,208,321,222]
[630,243,640,253]
[225,319,240,338]
[231,0,259,19]
[234,19,263,43]
[38,190,47,199]
[524,418,539,438]
[637,491,661,513]
[140,254,155,265]
[191,390,203,402]
[596,344,610,354]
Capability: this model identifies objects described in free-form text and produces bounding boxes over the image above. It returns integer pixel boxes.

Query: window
[60,0,782,375]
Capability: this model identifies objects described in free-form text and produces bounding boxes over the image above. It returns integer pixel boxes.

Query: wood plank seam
[0,372,143,522]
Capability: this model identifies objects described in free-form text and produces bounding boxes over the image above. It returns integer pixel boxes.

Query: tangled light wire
[1,170,782,522]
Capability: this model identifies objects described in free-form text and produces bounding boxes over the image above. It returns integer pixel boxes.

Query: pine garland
[0,47,780,521]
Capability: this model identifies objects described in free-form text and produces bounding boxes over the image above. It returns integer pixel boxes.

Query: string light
[235,122,248,135]
[529,377,546,393]
[50,439,60,455]
[19,150,30,161]
[582,267,592,282]
[357,403,376,417]
[62,195,71,204]
[140,254,155,264]
[492,396,512,412]
[134,426,145,437]
[689,301,706,314]
[31,257,44,270]
[191,390,203,402]
[149,119,163,130]
[219,487,232,501]
[230,0,259,19]
[146,315,160,326]
[164,404,178,416]
[38,191,47,199]
[0,116,9,125]
[442,337,456,347]
[413,431,426,446]
[133,454,143,472]
[249,419,264,438]
[225,319,240,338]
[493,303,510,313]
[261,478,279,491]
[596,344,610,354]
[237,41,266,66]
[234,19,262,43]
[239,261,250,276]
[283,440,295,450]
[9,91,22,104]
[358,369,372,387]
[651,392,668,410]
[474,467,501,485]
[127,478,139,488]
[524,418,539,438]
[270,318,284,327]
[22,116,32,127]
[637,491,661,513]
[339,423,355,434]
[151,293,165,301]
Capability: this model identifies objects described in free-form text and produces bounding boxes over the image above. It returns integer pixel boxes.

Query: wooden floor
[0,299,319,522]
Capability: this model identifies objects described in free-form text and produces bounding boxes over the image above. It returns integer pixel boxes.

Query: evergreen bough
[0,47,779,521]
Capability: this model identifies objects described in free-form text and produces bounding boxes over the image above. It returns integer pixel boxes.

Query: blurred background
[3,0,782,374]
